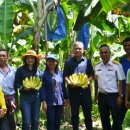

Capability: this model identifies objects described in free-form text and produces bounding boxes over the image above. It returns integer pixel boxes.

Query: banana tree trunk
[30,0,54,53]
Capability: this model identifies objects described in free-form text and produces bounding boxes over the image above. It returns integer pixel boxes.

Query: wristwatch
[119,93,123,98]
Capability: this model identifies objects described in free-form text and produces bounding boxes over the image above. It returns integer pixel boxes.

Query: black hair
[0,48,6,51]
[0,48,8,55]
[45,59,59,73]
[99,44,109,49]
[23,56,38,74]
[122,37,130,43]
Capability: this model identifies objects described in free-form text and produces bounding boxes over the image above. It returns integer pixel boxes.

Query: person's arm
[86,59,94,83]
[116,64,125,107]
[125,84,130,108]
[39,73,47,112]
[63,59,72,87]
[14,67,23,90]
[118,80,123,96]
[116,80,123,107]
[94,79,98,103]
[125,69,130,108]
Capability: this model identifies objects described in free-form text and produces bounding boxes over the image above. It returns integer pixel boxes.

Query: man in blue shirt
[119,37,130,127]
[0,48,16,130]
[63,41,94,130]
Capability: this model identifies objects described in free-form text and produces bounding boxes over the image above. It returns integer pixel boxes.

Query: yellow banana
[35,81,42,90]
[69,75,74,85]
[81,79,88,89]
[81,74,88,86]
[29,76,33,87]
[77,73,82,85]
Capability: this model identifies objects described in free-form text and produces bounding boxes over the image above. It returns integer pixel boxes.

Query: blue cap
[46,54,58,61]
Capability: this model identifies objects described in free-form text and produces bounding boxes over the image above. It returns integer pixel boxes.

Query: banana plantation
[0,0,130,129]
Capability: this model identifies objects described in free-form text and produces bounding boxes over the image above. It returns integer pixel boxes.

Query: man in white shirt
[94,44,125,130]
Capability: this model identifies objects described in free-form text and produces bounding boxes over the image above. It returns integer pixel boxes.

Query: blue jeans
[46,105,63,130]
[20,93,41,130]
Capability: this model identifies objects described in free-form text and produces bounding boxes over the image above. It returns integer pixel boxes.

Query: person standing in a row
[125,68,130,109]
[119,37,130,126]
[63,41,94,130]
[94,44,125,130]
[40,53,67,130]
[14,50,41,130]
[0,48,16,130]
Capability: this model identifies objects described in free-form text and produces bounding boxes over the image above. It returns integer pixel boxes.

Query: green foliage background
[0,0,130,129]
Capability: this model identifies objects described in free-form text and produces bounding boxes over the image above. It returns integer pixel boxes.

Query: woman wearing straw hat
[40,53,67,130]
[14,50,41,130]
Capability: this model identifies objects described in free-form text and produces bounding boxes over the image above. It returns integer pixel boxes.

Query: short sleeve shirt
[94,60,125,93]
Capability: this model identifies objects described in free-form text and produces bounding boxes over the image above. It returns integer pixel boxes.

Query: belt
[99,92,118,95]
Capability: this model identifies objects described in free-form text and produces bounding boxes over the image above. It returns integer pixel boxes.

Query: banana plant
[27,0,55,52]
[0,0,14,48]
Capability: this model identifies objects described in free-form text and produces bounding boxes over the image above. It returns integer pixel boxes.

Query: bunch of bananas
[69,73,88,89]
[22,76,42,90]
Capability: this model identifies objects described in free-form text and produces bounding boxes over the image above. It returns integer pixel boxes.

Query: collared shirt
[120,55,130,95]
[63,56,94,95]
[14,64,41,95]
[0,65,16,95]
[64,56,93,78]
[94,60,125,93]
[40,70,65,106]
[126,69,130,84]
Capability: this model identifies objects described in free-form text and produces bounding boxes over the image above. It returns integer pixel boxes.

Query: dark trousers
[98,93,122,130]
[0,111,15,130]
[46,105,63,130]
[69,90,92,130]
[5,96,16,130]
[0,116,9,130]
[6,113,16,130]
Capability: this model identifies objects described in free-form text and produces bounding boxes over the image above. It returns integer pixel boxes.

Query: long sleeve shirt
[0,65,16,95]
[63,56,94,95]
[14,64,41,95]
[40,69,67,106]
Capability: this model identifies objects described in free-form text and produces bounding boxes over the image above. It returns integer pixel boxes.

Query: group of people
[0,37,130,130]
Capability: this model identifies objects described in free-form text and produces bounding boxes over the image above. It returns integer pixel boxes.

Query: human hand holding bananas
[0,108,6,118]
[68,73,89,89]
[22,76,42,91]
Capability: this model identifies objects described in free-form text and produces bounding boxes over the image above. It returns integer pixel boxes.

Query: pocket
[106,71,115,80]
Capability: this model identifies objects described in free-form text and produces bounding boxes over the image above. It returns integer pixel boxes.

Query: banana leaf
[0,0,14,45]
[100,0,130,13]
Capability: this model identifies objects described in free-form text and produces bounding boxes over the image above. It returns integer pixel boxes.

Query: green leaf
[67,0,92,6]
[0,0,14,44]
[100,0,130,13]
